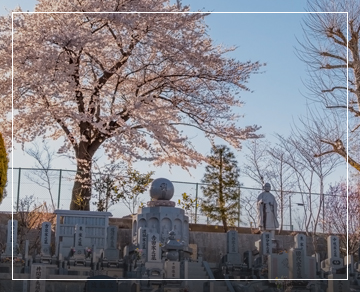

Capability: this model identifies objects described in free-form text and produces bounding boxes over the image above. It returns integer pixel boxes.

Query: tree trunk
[70,156,92,210]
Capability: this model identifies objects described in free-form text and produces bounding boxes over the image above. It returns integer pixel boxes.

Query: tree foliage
[0,0,262,210]
[92,163,153,214]
[177,192,198,223]
[200,145,241,232]
[0,132,8,203]
[298,0,360,171]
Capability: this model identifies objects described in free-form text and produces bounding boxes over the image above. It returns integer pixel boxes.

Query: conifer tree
[0,132,8,203]
[200,145,241,232]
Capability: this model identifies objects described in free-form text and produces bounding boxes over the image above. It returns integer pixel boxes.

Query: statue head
[263,183,271,192]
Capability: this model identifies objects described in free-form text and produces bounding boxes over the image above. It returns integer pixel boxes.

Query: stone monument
[129,178,191,279]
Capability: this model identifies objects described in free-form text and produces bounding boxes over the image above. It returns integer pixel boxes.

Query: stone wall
[0,212,326,263]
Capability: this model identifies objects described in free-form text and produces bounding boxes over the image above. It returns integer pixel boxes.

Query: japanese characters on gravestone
[329,235,339,258]
[324,235,343,271]
[294,234,306,254]
[225,230,241,265]
[30,264,46,292]
[261,232,272,255]
[138,227,147,250]
[104,226,119,263]
[226,230,239,254]
[148,233,161,262]
[107,226,117,249]
[165,261,180,279]
[74,224,86,257]
[4,220,18,256]
[289,248,305,279]
[40,222,51,257]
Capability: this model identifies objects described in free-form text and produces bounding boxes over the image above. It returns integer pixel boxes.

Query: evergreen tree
[0,132,8,203]
[200,145,241,232]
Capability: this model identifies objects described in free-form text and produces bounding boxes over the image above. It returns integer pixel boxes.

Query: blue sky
[0,0,347,218]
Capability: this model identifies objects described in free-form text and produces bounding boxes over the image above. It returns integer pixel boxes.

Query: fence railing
[0,167,327,231]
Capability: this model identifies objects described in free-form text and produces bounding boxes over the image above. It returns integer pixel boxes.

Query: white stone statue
[257,183,279,232]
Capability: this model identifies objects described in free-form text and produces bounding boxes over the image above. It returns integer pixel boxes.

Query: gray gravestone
[107,226,117,249]
[328,235,340,258]
[40,222,51,257]
[289,248,305,279]
[148,233,161,262]
[104,226,119,261]
[261,232,272,255]
[5,220,18,256]
[321,235,343,272]
[30,264,46,292]
[226,230,239,254]
[73,224,86,260]
[165,261,180,279]
[268,253,288,279]
[294,234,307,255]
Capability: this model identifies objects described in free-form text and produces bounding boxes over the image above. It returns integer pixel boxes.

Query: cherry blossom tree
[0,0,262,210]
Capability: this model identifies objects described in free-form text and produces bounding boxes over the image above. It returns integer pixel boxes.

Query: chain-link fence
[1,167,328,232]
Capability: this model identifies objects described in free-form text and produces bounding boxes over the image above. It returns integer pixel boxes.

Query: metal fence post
[238,187,241,227]
[195,183,198,224]
[57,169,62,209]
[16,168,21,212]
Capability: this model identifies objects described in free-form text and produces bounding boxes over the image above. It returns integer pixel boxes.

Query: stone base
[147,200,176,207]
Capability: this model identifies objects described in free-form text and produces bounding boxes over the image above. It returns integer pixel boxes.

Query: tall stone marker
[40,222,51,257]
[289,248,305,279]
[261,232,272,255]
[104,225,119,262]
[226,230,239,254]
[226,230,241,265]
[294,234,307,254]
[30,264,46,292]
[321,235,343,273]
[4,220,18,256]
[328,235,340,259]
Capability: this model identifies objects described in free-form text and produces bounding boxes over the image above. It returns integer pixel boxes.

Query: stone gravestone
[268,253,288,279]
[165,261,180,279]
[145,233,163,279]
[225,230,241,265]
[85,275,117,292]
[40,222,52,263]
[103,226,120,267]
[294,234,306,254]
[293,234,316,279]
[4,220,18,256]
[321,235,343,273]
[289,248,305,279]
[227,230,238,254]
[70,224,86,265]
[327,274,349,292]
[147,233,161,262]
[30,264,46,292]
[255,232,272,255]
